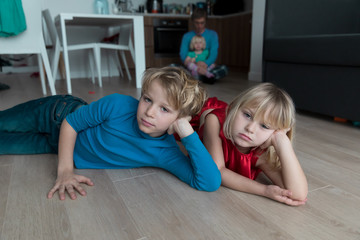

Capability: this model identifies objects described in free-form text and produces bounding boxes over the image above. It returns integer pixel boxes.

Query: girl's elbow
[292,187,308,202]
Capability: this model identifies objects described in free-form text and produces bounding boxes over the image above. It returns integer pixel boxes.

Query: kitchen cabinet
[193,12,252,70]
[144,15,188,68]
[137,12,252,69]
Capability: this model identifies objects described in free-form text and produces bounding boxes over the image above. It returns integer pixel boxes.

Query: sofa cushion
[264,34,360,66]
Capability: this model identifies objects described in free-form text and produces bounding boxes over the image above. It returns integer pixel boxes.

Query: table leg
[132,17,146,89]
[60,16,72,94]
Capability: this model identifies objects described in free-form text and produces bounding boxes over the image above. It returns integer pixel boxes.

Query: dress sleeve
[161,132,221,192]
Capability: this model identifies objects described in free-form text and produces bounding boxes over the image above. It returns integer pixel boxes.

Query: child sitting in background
[184,35,215,79]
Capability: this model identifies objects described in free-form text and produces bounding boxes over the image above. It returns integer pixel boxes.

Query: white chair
[0,0,56,95]
[95,23,135,87]
[42,9,99,87]
[43,9,134,91]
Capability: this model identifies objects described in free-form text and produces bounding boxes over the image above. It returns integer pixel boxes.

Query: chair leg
[114,51,124,78]
[106,49,111,78]
[120,51,132,81]
[40,42,56,95]
[37,54,47,95]
[129,40,135,63]
[93,45,102,87]
[52,40,61,81]
[88,50,96,84]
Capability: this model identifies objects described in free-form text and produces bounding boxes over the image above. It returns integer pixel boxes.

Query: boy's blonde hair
[190,35,206,51]
[141,67,208,118]
[223,83,296,169]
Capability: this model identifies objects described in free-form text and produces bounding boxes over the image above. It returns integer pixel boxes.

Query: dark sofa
[262,0,360,122]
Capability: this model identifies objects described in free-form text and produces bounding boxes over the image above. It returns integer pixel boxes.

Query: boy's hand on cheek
[167,116,193,139]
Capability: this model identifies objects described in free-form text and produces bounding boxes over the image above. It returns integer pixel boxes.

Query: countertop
[112,11,252,19]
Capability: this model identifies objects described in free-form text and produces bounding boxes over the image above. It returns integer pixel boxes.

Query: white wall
[248,0,265,82]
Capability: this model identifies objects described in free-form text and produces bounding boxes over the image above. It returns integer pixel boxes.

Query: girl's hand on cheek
[271,128,291,149]
[167,116,193,138]
[260,128,290,150]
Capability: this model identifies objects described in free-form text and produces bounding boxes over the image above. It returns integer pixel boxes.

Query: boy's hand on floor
[47,172,94,200]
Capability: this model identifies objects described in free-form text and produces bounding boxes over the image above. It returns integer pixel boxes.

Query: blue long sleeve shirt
[180,28,219,66]
[66,94,221,191]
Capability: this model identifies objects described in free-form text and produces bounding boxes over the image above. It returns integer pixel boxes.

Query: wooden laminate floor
[0,70,359,240]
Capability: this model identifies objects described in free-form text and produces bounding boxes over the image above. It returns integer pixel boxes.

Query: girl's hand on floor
[265,185,307,206]
[47,172,94,200]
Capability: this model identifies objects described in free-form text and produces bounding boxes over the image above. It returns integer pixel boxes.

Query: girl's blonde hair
[190,35,206,51]
[141,67,208,118]
[223,83,296,169]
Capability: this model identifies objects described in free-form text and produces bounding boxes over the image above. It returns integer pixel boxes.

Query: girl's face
[231,107,275,153]
[137,79,180,137]
[194,40,204,51]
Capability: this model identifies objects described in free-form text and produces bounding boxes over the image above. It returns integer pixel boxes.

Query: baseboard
[1,66,38,73]
[248,71,262,82]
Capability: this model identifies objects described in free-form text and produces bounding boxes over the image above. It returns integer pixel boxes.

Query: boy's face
[137,79,180,137]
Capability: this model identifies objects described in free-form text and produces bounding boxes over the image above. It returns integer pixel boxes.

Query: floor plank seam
[0,164,14,235]
[0,163,12,167]
[111,172,157,183]
[308,185,332,193]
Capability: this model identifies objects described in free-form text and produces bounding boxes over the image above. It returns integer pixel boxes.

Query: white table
[55,13,145,93]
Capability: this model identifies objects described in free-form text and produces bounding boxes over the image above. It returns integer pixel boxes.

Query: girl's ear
[285,127,293,140]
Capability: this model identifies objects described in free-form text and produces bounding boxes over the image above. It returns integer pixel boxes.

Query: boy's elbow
[196,170,221,192]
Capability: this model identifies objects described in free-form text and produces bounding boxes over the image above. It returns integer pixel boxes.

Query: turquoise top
[66,94,221,191]
[187,49,210,62]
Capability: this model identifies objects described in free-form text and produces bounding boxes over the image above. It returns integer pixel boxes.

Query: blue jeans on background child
[0,95,87,154]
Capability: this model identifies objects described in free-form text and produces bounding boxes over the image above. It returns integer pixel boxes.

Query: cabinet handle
[155,28,188,31]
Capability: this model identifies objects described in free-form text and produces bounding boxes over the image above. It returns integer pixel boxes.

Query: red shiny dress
[193,97,263,180]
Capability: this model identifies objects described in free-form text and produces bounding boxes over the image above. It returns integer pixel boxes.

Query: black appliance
[153,18,188,57]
